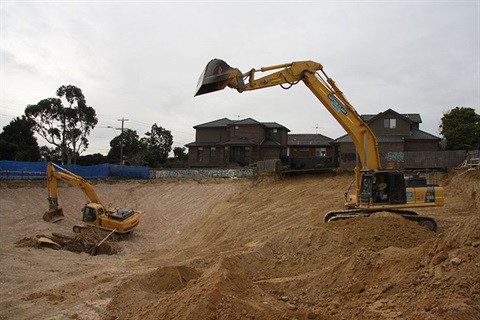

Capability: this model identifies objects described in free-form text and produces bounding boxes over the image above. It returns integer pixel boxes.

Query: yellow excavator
[195,59,444,231]
[44,162,140,234]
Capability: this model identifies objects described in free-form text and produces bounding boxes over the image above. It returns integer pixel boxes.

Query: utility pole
[118,117,128,165]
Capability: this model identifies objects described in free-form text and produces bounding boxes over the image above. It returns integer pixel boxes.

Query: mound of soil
[15,230,119,256]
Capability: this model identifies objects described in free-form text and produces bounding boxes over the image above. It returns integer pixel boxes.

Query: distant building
[285,133,335,169]
[288,133,333,158]
[332,109,442,168]
[186,118,290,168]
[185,109,451,170]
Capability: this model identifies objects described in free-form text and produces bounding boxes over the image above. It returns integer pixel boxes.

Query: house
[288,134,333,157]
[331,109,442,168]
[286,133,334,169]
[186,118,290,167]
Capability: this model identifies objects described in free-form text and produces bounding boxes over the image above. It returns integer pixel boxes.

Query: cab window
[361,175,373,195]
[83,207,96,222]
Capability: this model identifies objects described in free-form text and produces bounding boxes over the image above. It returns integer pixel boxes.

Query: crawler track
[324,209,438,231]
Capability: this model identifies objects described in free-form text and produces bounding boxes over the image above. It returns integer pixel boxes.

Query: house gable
[331,109,440,168]
[365,109,418,136]
[192,118,232,144]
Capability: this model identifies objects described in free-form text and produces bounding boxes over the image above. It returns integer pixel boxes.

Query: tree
[141,124,173,167]
[107,128,146,165]
[39,146,62,163]
[24,85,98,164]
[173,147,187,161]
[439,107,480,150]
[77,153,108,166]
[0,116,40,161]
[164,146,188,168]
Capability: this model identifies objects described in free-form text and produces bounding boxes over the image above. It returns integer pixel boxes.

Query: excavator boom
[195,59,443,231]
[196,59,380,203]
[195,59,380,171]
[44,162,103,222]
[47,162,103,204]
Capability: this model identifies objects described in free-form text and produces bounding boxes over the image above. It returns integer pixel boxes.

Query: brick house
[186,118,290,167]
[286,133,335,169]
[288,134,334,157]
[332,109,441,168]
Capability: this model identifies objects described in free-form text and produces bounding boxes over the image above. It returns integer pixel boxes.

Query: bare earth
[0,169,479,320]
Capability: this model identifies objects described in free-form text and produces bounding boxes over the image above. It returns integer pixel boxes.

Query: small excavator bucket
[43,207,64,222]
[195,59,246,96]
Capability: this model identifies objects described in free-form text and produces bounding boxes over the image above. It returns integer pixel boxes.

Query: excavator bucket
[43,207,64,222]
[195,59,246,96]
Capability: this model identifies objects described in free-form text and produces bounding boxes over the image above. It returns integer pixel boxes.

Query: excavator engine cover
[195,59,246,96]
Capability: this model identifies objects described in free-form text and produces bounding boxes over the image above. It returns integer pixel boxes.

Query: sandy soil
[0,169,479,320]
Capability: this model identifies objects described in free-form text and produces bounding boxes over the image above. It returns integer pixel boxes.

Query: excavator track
[324,209,437,232]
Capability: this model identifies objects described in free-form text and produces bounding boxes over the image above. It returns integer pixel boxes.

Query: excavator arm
[195,59,381,171]
[195,59,443,232]
[44,161,103,221]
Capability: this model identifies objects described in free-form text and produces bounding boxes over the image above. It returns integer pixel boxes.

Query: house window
[210,147,216,159]
[316,147,326,157]
[384,118,396,129]
[197,147,203,162]
[299,147,309,152]
[234,126,239,136]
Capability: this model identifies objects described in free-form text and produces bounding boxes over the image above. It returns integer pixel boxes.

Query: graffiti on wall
[385,152,405,162]
[150,168,255,179]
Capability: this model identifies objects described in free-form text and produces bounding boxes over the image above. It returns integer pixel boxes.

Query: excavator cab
[359,171,407,207]
[195,59,245,96]
[82,206,97,223]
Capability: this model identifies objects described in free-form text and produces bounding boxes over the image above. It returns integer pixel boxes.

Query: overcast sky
[1,0,479,156]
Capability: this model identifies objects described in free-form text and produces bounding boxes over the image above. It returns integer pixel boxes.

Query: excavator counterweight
[195,59,245,96]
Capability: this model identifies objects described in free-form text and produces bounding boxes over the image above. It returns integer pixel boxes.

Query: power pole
[118,117,128,165]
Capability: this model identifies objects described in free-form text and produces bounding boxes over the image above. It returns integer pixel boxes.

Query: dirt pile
[0,170,479,320]
[15,230,119,256]
[105,214,480,320]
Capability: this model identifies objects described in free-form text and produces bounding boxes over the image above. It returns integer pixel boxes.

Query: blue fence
[0,160,149,180]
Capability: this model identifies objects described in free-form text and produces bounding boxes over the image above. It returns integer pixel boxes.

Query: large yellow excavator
[44,162,140,234]
[195,59,444,231]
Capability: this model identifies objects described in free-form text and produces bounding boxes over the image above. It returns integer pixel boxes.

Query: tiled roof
[261,137,285,148]
[194,118,232,128]
[193,117,289,131]
[332,128,441,144]
[288,134,333,146]
[361,109,422,124]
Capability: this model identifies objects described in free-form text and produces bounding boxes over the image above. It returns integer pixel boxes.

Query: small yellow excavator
[195,59,444,231]
[44,162,140,234]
